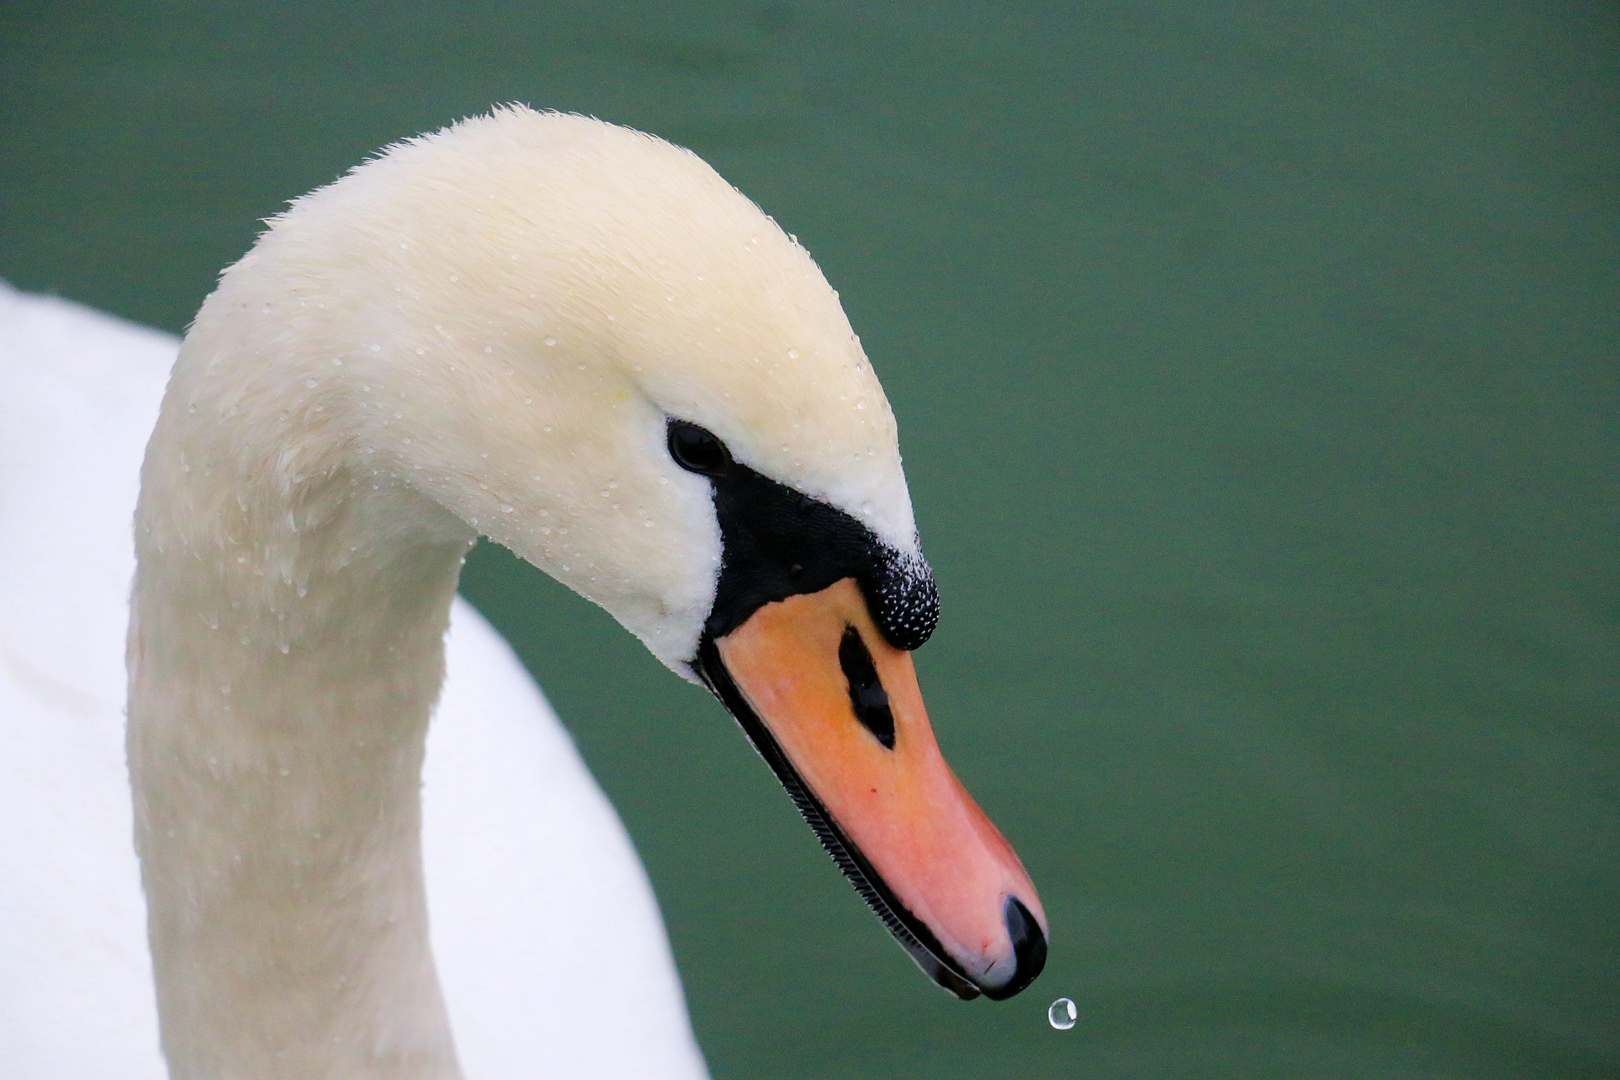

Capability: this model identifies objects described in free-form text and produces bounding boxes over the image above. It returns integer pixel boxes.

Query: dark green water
[3,3,1616,1076]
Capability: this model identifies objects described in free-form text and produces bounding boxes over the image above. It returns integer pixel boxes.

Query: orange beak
[697,577,1046,999]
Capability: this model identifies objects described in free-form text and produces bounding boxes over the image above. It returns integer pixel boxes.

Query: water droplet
[279,767,290,777]
[499,504,514,514]
[331,357,343,366]
[305,378,318,389]
[278,642,290,654]
[787,348,799,360]
[544,336,557,346]
[484,346,493,353]
[415,347,425,355]
[1048,998,1077,1030]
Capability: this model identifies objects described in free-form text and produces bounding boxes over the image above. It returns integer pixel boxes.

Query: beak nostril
[838,626,895,749]
[984,896,1047,1001]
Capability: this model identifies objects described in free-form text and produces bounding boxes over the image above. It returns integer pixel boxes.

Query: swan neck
[128,392,474,1079]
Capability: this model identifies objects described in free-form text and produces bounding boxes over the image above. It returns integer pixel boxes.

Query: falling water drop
[1048,998,1077,1031]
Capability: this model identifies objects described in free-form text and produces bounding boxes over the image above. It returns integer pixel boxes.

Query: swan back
[0,284,175,1078]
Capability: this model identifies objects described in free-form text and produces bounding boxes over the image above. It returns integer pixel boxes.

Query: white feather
[0,282,706,1078]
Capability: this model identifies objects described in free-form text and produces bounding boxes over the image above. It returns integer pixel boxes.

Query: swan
[0,107,1045,1079]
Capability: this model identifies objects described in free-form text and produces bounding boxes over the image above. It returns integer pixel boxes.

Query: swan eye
[667,420,732,476]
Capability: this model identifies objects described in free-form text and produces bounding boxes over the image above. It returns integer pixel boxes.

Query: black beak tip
[982,896,1047,1001]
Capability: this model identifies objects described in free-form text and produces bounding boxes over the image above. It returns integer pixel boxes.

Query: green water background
[3,3,1615,1076]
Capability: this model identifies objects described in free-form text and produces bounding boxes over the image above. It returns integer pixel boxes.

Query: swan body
[4,107,1045,1079]
[0,283,705,1077]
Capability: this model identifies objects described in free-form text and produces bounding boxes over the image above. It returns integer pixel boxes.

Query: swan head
[182,106,1045,1000]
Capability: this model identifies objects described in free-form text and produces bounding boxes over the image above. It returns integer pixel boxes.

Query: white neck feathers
[130,412,474,1075]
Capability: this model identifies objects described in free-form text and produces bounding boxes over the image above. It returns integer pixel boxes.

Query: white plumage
[0,284,706,1077]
